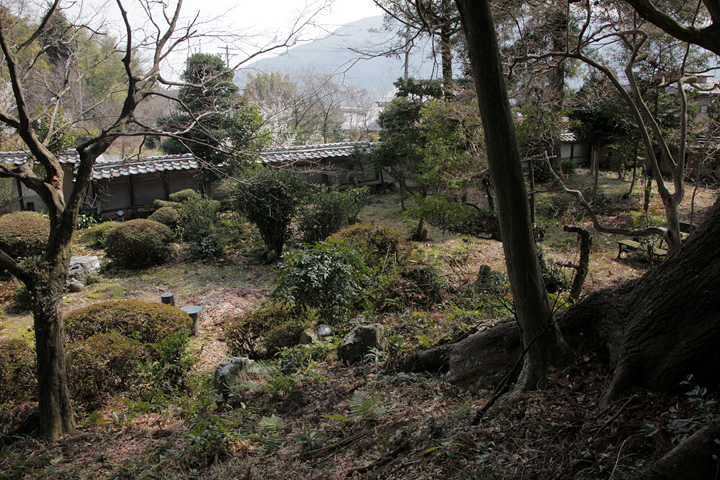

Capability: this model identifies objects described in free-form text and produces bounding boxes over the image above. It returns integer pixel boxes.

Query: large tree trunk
[405,197,720,401]
[31,258,75,438]
[455,0,568,392]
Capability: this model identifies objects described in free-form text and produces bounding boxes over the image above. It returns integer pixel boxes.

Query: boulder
[66,256,100,291]
[316,324,333,338]
[337,324,387,364]
[213,357,254,399]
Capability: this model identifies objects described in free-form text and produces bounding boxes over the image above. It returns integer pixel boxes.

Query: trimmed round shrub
[66,332,149,406]
[327,222,410,269]
[0,211,49,257]
[148,206,180,230]
[64,301,195,404]
[65,300,193,343]
[169,188,200,203]
[104,219,174,268]
[225,302,315,359]
[77,221,119,248]
[0,338,36,404]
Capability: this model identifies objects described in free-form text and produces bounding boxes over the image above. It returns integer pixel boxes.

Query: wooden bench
[617,238,667,261]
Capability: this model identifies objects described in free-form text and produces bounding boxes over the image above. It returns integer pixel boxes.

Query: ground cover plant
[0,174,718,479]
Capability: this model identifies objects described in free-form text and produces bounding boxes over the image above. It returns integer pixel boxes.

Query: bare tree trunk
[564,225,590,301]
[591,143,601,202]
[456,0,568,392]
[627,147,639,196]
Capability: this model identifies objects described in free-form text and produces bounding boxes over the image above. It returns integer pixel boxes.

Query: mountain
[235,16,440,100]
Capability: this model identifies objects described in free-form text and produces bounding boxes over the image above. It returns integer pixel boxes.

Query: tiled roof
[91,154,199,180]
[560,132,577,143]
[0,149,90,166]
[3,142,379,179]
[258,141,377,164]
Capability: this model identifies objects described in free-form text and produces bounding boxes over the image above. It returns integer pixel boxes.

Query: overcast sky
[67,0,383,78]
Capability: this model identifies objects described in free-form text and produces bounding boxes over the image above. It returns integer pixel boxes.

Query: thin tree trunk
[627,146,639,196]
[456,0,568,392]
[564,225,590,301]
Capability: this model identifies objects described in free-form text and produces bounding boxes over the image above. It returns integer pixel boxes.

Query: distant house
[2,141,380,219]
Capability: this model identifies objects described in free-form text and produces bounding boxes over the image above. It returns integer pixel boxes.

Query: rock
[67,281,84,292]
[298,328,319,345]
[337,324,387,364]
[66,255,100,291]
[316,324,333,337]
[213,357,254,399]
[280,389,308,414]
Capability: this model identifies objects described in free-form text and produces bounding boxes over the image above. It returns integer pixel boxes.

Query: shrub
[297,187,370,243]
[411,197,499,239]
[65,300,192,343]
[66,332,149,406]
[64,301,195,404]
[225,302,314,359]
[232,166,305,257]
[104,219,175,268]
[169,188,200,203]
[327,222,410,270]
[0,211,49,257]
[177,195,221,259]
[178,195,219,241]
[148,206,180,230]
[0,338,36,404]
[274,243,369,323]
[77,221,119,248]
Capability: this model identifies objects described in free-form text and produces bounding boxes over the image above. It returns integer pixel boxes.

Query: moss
[0,211,49,257]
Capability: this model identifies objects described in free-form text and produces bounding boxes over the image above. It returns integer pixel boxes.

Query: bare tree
[0,0,312,439]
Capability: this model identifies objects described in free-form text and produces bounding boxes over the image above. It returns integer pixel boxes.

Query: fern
[256,414,285,452]
[349,391,385,421]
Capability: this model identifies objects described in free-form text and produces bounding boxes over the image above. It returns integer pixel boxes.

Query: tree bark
[564,225,590,301]
[31,259,75,438]
[455,0,568,392]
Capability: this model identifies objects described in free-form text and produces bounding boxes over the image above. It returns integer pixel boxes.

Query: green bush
[148,206,180,230]
[411,197,499,239]
[65,300,192,343]
[225,302,314,359]
[274,243,369,323]
[232,166,305,257]
[178,195,221,259]
[64,300,195,404]
[66,332,149,406]
[327,222,410,270]
[0,211,49,257]
[169,188,200,203]
[77,221,119,248]
[0,338,36,404]
[297,187,370,243]
[104,219,175,268]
